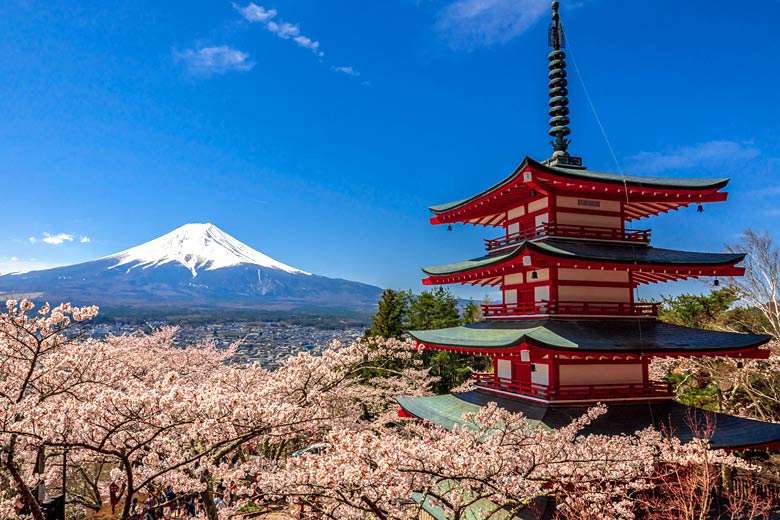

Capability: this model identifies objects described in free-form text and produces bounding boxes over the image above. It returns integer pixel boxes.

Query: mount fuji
[0,224,382,316]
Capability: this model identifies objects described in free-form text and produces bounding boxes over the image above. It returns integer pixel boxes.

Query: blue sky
[1,0,779,301]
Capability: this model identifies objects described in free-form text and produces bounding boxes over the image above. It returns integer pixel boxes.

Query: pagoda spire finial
[548,0,572,157]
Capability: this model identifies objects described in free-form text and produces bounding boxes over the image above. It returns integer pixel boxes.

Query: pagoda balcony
[472,373,674,404]
[481,300,661,319]
[484,222,651,252]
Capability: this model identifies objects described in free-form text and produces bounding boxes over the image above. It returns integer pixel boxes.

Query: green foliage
[666,372,720,411]
[366,288,493,393]
[424,349,491,394]
[659,288,739,329]
[365,289,409,339]
[659,287,770,334]
[461,299,483,325]
[405,287,461,331]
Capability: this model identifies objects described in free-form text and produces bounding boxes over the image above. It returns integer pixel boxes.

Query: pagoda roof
[430,157,729,215]
[430,157,729,226]
[422,239,745,277]
[408,319,771,356]
[396,391,780,450]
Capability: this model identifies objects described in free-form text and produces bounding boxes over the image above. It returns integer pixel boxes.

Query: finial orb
[552,1,559,9]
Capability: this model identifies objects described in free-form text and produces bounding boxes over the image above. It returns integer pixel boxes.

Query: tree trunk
[119,457,134,520]
[200,487,219,520]
[5,455,46,520]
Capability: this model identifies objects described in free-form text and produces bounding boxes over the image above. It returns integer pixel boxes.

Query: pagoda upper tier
[423,238,745,287]
[430,157,728,226]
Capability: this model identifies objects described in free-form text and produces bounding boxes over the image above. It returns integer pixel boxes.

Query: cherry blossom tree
[0,299,99,520]
[250,404,662,520]
[1,298,771,520]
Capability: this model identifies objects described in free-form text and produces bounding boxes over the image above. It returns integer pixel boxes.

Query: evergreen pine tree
[365,289,408,339]
[405,287,460,331]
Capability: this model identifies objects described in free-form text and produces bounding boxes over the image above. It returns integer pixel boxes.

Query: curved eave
[530,240,746,268]
[408,321,771,357]
[429,157,731,225]
[421,245,525,277]
[421,240,746,285]
[396,392,780,450]
[526,157,730,191]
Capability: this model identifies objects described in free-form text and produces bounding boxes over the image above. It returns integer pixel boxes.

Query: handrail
[472,373,673,401]
[484,222,650,251]
[480,300,660,318]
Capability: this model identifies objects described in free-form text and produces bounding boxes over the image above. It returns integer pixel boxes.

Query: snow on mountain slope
[103,223,310,277]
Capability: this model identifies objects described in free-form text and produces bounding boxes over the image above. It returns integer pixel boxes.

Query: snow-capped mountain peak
[103,223,310,277]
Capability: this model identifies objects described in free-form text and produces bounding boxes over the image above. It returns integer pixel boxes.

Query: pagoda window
[557,196,620,213]
[558,363,643,386]
[558,269,629,283]
[531,362,550,388]
[507,206,525,221]
[496,359,512,382]
[504,273,524,285]
[528,197,549,214]
[534,285,550,303]
[555,211,622,229]
[558,285,631,303]
[507,221,521,236]
[534,212,550,228]
[503,289,518,305]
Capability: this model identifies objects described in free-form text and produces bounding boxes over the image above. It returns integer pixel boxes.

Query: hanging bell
[713,279,720,287]
[697,205,703,213]
[447,225,453,232]
[530,270,539,280]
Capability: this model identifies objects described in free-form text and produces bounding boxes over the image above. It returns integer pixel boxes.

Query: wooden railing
[480,300,660,318]
[484,222,651,251]
[473,373,674,402]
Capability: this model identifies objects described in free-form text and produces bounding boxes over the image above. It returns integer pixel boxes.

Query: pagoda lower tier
[397,391,780,451]
[409,320,770,406]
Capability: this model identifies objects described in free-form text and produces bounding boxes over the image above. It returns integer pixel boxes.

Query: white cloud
[267,21,300,39]
[232,2,277,22]
[41,233,75,245]
[331,66,360,77]
[174,46,255,76]
[27,232,92,246]
[234,3,324,56]
[624,141,761,174]
[435,0,551,48]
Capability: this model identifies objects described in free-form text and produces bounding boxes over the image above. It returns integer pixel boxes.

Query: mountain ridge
[0,223,382,315]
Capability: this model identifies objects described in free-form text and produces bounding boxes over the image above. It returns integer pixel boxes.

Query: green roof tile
[408,319,770,353]
[421,238,745,276]
[397,392,780,450]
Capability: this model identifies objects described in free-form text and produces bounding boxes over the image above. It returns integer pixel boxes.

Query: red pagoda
[397,1,780,450]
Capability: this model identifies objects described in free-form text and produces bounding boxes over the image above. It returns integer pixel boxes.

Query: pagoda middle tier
[425,156,740,320]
